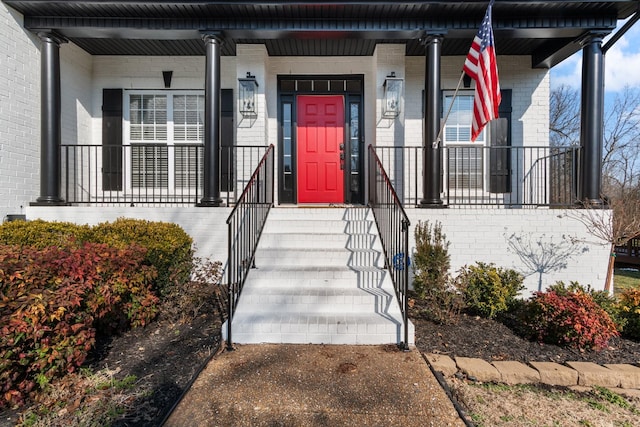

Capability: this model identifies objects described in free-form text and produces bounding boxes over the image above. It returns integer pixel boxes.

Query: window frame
[123,90,205,191]
[442,90,489,193]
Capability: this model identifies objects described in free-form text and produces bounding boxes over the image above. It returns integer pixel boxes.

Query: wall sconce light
[162,71,173,88]
[238,72,259,117]
[382,72,403,118]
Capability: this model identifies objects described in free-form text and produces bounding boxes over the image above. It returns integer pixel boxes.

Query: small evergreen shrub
[0,219,92,248]
[90,218,194,297]
[457,262,524,319]
[0,243,158,408]
[618,288,640,341]
[412,220,451,299]
[521,287,619,351]
[411,221,462,323]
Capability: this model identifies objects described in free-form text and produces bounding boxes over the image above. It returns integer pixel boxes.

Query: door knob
[339,143,344,151]
[340,152,345,160]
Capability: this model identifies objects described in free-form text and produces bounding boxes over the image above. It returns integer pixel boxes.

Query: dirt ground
[3,297,640,426]
[448,378,640,427]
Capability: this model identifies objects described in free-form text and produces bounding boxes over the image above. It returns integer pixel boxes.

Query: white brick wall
[0,4,40,219]
[60,43,93,148]
[407,208,611,296]
[374,44,406,148]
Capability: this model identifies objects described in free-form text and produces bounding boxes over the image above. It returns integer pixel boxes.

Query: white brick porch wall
[25,206,612,299]
[0,4,40,219]
[407,208,612,297]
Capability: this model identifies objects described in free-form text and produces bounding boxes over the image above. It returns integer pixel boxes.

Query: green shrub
[0,243,158,408]
[412,220,451,299]
[0,219,92,248]
[90,218,193,297]
[521,288,619,351]
[618,288,640,341]
[457,262,524,319]
[411,221,462,323]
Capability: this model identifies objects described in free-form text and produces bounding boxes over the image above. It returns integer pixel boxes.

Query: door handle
[340,152,345,160]
[339,143,344,151]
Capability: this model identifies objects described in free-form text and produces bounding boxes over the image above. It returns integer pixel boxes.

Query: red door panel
[297,96,344,203]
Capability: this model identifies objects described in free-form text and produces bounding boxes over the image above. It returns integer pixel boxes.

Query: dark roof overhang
[4,1,639,68]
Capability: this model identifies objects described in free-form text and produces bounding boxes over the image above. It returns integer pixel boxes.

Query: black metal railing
[225,144,274,350]
[374,145,579,208]
[368,145,411,351]
[60,144,269,206]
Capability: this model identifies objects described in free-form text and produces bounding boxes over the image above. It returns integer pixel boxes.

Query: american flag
[463,0,501,142]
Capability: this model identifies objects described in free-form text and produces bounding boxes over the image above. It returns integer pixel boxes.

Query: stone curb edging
[424,353,640,394]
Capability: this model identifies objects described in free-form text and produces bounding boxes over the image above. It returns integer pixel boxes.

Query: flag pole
[432,70,466,148]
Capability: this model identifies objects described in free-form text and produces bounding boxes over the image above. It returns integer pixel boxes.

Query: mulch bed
[411,310,640,365]
[3,299,639,426]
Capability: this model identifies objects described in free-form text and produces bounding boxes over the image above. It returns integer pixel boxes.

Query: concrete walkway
[164,344,465,426]
[164,345,640,426]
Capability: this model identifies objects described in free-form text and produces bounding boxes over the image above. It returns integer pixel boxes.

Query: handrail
[367,145,411,351]
[225,144,275,350]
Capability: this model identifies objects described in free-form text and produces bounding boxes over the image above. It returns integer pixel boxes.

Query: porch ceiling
[4,0,639,68]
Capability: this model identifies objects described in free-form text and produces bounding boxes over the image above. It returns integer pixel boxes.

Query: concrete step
[225,312,414,345]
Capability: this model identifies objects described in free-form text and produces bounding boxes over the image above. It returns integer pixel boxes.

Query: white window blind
[443,93,485,190]
[127,92,204,190]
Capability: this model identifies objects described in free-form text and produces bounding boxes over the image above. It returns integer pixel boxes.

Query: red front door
[297,95,345,203]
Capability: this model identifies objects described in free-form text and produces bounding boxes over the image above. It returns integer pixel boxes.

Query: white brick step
[258,233,377,250]
[225,312,414,345]
[246,264,387,280]
[239,286,396,313]
[242,275,387,289]
[254,248,383,267]
[267,208,372,221]
[263,219,375,235]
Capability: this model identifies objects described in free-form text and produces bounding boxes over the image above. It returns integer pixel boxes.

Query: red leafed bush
[521,289,619,351]
[0,243,158,408]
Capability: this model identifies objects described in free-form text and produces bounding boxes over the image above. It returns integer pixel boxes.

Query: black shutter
[102,89,123,191]
[220,89,234,191]
[489,89,512,193]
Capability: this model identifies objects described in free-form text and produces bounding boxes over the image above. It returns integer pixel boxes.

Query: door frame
[277,75,364,205]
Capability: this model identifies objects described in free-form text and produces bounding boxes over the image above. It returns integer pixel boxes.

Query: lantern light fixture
[238,72,258,117]
[382,72,403,118]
